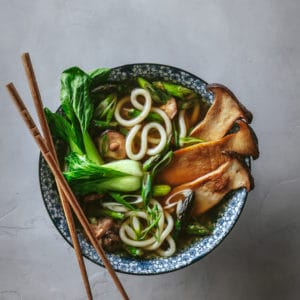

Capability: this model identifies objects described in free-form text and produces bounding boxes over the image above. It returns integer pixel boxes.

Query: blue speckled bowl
[39,64,249,275]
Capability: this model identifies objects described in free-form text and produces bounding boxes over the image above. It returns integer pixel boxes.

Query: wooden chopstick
[6,83,129,300]
[21,53,93,300]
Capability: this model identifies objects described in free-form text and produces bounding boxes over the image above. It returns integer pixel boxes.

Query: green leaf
[44,107,72,142]
[153,81,197,99]
[93,120,118,127]
[127,108,163,123]
[180,136,206,145]
[97,208,125,220]
[141,151,173,205]
[94,93,117,122]
[143,153,162,172]
[44,107,83,154]
[60,67,93,133]
[137,77,170,104]
[123,244,144,257]
[60,80,77,125]
[151,150,173,177]
[138,204,161,240]
[60,66,105,165]
[172,119,180,149]
[88,68,111,90]
[109,192,137,211]
[93,120,118,130]
[141,172,153,206]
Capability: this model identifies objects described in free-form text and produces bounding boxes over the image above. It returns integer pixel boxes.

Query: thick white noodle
[115,88,170,160]
[125,122,167,160]
[128,196,144,205]
[151,200,165,234]
[151,107,172,136]
[120,220,157,247]
[144,122,167,155]
[132,216,141,233]
[163,201,178,210]
[178,110,187,146]
[156,235,176,257]
[101,202,129,213]
[119,200,176,256]
[114,89,152,127]
[130,100,171,144]
[144,212,174,250]
[131,101,172,137]
[125,124,144,160]
[124,224,137,240]
[127,211,148,219]
[139,107,172,145]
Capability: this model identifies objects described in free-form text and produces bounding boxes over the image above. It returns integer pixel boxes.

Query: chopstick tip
[21,52,30,58]
[6,82,14,90]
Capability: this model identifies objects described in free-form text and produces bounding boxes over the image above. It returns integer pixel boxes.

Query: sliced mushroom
[101,230,122,252]
[97,130,126,160]
[90,217,114,239]
[173,190,194,236]
[190,84,253,141]
[157,120,259,186]
[159,97,177,119]
[82,193,104,203]
[163,157,253,216]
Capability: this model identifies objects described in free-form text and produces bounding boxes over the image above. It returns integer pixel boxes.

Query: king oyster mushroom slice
[159,97,178,120]
[157,120,259,187]
[190,84,253,141]
[163,157,253,216]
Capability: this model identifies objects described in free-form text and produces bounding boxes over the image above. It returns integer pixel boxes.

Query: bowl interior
[39,64,248,275]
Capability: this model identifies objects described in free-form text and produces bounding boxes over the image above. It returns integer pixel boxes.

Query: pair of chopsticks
[6,53,129,300]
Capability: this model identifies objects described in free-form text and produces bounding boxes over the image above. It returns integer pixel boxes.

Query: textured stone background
[1,0,299,299]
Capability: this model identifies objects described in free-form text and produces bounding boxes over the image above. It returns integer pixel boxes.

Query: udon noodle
[102,197,176,257]
[115,88,172,161]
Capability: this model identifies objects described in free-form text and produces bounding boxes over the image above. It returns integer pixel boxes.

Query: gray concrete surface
[1,0,299,299]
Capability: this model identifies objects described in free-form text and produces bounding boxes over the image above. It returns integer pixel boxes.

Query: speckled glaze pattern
[39,64,248,275]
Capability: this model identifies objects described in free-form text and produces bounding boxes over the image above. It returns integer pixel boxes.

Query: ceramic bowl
[39,64,249,275]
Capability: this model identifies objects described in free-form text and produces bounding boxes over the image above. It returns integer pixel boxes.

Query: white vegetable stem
[178,110,187,146]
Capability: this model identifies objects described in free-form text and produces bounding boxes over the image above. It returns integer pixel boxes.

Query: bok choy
[60,67,108,165]
[46,66,111,165]
[44,108,84,155]
[63,153,143,195]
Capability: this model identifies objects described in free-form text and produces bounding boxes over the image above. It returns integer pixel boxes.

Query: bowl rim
[109,62,208,83]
